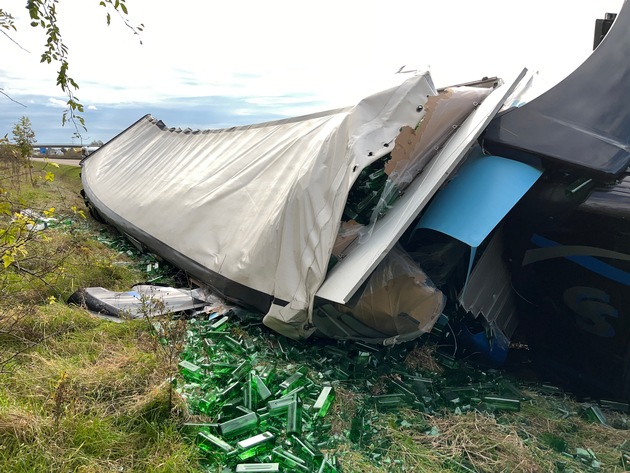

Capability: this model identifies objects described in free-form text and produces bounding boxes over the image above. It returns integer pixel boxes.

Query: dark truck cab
[478,5,630,399]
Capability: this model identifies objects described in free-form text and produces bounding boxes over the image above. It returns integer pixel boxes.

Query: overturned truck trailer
[82,1,630,398]
[81,72,519,341]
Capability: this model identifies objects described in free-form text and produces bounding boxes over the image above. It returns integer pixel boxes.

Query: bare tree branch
[0,28,30,52]
[0,88,27,107]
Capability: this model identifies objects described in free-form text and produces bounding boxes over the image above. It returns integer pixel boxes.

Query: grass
[0,309,200,472]
[0,161,199,472]
[0,159,628,472]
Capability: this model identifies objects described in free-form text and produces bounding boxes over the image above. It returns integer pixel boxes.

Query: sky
[0,0,625,144]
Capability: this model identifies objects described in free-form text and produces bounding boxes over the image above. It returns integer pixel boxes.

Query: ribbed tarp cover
[82,74,437,334]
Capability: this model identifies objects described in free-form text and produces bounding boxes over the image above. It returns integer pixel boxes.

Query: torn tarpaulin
[315,246,445,344]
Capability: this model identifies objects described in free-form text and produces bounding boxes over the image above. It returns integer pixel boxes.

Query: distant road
[31,157,82,167]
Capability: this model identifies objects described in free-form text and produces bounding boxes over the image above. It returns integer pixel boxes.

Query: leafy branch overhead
[2,1,143,134]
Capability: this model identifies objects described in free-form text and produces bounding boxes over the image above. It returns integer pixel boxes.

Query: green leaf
[2,253,14,268]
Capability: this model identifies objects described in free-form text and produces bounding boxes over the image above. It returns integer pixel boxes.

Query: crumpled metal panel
[458,228,519,338]
[316,69,528,305]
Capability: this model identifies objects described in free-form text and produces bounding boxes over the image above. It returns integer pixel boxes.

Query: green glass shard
[197,396,216,415]
[259,364,278,387]
[287,399,302,435]
[243,338,256,352]
[182,422,218,435]
[355,191,379,214]
[197,431,234,454]
[236,405,255,415]
[372,393,406,409]
[583,405,608,425]
[368,168,385,181]
[210,316,230,329]
[291,435,323,464]
[219,380,242,402]
[236,431,276,460]
[312,386,335,418]
[353,351,371,377]
[576,447,591,460]
[316,454,339,473]
[272,447,310,472]
[237,432,275,450]
[204,330,230,338]
[268,395,295,416]
[324,346,347,358]
[343,206,359,221]
[218,412,259,438]
[389,379,417,400]
[482,396,520,412]
[178,360,203,382]
[540,384,562,395]
[235,464,280,472]
[225,335,245,353]
[223,396,245,411]
[243,372,257,411]
[253,374,272,401]
[230,360,252,382]
[318,458,339,473]
[434,352,459,369]
[333,367,350,380]
[428,313,449,339]
[281,385,306,400]
[278,371,307,395]
[354,342,379,353]
[206,363,237,377]
[209,362,239,375]
[498,379,527,401]
[407,376,433,395]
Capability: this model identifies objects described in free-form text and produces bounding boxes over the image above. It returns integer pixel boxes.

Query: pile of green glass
[178,312,338,472]
[176,310,528,472]
[342,156,400,225]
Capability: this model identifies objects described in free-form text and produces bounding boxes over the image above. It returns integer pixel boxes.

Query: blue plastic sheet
[413,155,542,248]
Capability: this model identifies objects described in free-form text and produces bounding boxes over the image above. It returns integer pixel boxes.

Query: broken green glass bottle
[482,396,521,412]
[286,398,302,435]
[235,464,280,472]
[253,374,272,401]
[236,431,276,460]
[272,447,311,472]
[197,431,235,455]
[178,360,203,382]
[219,412,259,438]
[312,386,335,418]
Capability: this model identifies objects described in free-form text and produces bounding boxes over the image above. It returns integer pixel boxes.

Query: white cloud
[87,105,98,110]
[47,98,67,108]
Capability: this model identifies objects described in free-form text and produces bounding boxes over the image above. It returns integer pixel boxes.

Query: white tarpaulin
[83,74,437,334]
